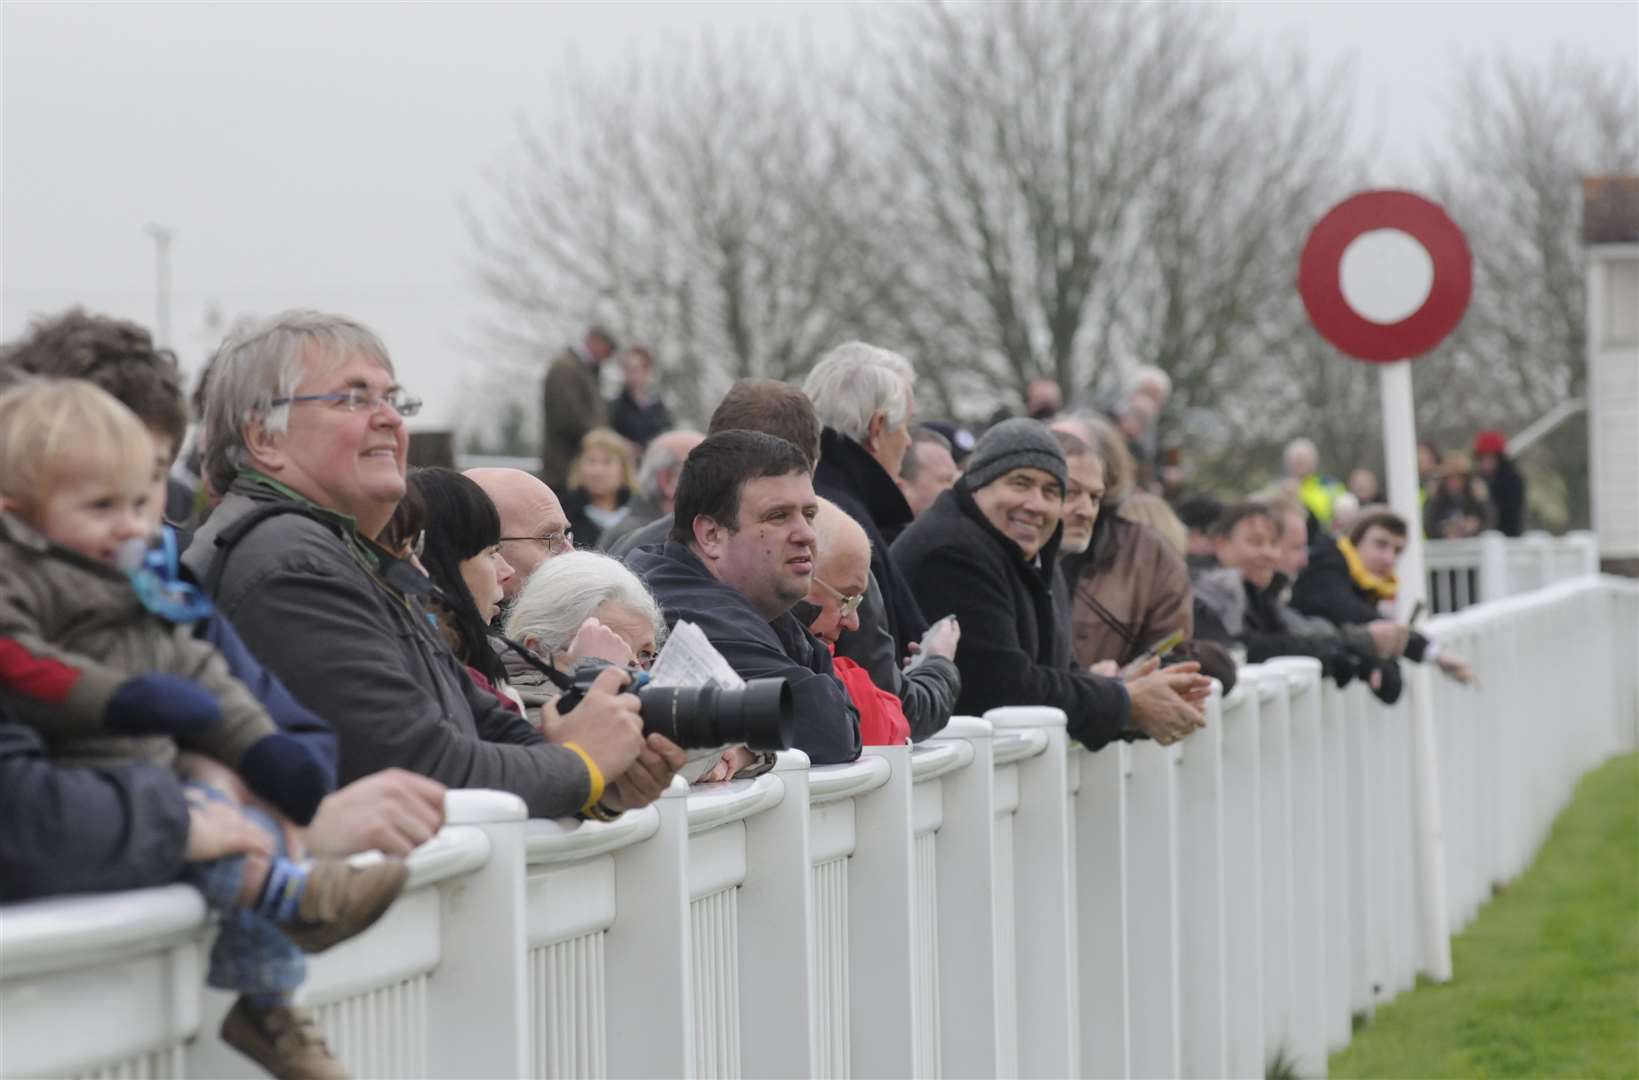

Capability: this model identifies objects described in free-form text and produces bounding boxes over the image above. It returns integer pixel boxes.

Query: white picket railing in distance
[5,576,1635,1080]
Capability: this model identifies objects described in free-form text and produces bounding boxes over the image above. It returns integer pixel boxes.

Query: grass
[1329,751,1639,1079]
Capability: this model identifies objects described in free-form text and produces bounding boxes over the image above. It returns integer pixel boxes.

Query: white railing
[1424,530,1599,613]
[4,577,1634,1080]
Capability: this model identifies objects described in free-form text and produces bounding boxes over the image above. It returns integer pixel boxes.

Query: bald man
[464,468,572,600]
[804,500,909,745]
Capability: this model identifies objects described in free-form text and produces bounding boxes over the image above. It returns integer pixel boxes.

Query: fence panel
[1216,681,1265,1080]
[1175,689,1229,1079]
[1072,740,1131,1079]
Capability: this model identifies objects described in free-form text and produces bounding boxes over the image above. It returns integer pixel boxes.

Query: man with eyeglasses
[800,500,911,746]
[626,430,862,765]
[186,311,682,821]
[465,468,575,604]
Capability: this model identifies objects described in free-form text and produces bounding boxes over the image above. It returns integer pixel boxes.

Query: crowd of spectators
[0,309,1503,1077]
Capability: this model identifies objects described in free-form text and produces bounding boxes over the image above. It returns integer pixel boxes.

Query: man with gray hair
[598,428,704,554]
[184,310,683,820]
[804,341,928,657]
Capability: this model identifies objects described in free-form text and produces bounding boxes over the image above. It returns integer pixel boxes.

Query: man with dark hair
[605,378,822,559]
[2,307,195,523]
[1192,502,1393,694]
[897,426,960,520]
[541,325,618,490]
[1291,508,1476,685]
[626,431,861,764]
[894,419,1210,750]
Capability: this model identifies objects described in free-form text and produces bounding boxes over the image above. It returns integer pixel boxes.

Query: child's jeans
[179,783,306,997]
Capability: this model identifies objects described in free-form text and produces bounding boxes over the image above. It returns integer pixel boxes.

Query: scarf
[1338,536,1397,602]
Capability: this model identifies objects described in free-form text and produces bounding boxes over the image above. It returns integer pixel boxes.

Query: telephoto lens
[559,660,795,751]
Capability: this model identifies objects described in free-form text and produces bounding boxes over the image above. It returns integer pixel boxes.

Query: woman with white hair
[503,551,665,726]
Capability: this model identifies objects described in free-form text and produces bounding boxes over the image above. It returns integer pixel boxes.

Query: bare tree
[466,39,883,426]
[1416,52,1638,525]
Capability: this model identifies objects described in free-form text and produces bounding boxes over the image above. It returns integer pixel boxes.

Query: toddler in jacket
[0,378,406,1080]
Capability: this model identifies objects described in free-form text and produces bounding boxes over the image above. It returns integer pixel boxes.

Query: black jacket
[1290,536,1432,663]
[608,389,673,451]
[597,492,664,555]
[184,480,592,818]
[624,542,861,764]
[1488,458,1526,537]
[561,487,632,553]
[814,428,928,656]
[0,715,189,902]
[891,486,1131,751]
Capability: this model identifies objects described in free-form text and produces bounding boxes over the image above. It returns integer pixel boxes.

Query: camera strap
[488,631,576,693]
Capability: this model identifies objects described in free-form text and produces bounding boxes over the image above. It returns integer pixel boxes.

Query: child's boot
[220,996,349,1080]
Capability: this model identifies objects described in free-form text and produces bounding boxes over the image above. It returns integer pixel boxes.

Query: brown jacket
[0,512,276,770]
[1063,515,1193,669]
[540,347,607,491]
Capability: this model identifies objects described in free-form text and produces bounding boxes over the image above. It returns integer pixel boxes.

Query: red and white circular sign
[1298,190,1472,363]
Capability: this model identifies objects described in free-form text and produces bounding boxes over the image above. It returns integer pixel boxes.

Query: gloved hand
[107,674,223,736]
[238,733,336,826]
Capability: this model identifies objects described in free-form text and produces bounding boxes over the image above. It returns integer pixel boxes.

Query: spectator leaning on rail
[465,466,575,606]
[1053,431,1194,675]
[804,342,929,657]
[183,310,683,819]
[598,428,705,555]
[1291,507,1477,687]
[541,324,617,491]
[0,309,451,876]
[800,499,916,746]
[605,377,823,560]
[893,419,1210,749]
[0,379,412,1080]
[502,550,665,727]
[626,430,862,764]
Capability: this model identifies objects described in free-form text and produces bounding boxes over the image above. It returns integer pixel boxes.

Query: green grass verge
[1330,751,1639,1079]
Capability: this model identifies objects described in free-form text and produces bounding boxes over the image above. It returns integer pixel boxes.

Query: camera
[558,660,795,751]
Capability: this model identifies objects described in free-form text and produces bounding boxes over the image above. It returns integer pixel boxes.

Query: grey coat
[183,480,592,818]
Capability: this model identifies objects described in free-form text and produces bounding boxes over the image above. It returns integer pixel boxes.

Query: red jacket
[831,651,910,746]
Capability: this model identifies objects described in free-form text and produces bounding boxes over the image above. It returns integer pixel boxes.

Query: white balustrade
[4,578,1634,1080]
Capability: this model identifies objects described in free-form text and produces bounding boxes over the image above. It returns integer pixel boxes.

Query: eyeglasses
[271,386,423,417]
[634,648,657,670]
[499,529,574,555]
[814,577,865,618]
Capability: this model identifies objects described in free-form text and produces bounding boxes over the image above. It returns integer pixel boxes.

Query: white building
[1584,176,1639,569]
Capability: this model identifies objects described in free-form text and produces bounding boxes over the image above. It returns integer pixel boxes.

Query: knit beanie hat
[960,418,1068,494]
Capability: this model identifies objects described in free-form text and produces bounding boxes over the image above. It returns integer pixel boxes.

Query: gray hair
[202,310,393,494]
[802,342,914,443]
[1127,364,1172,399]
[636,437,692,500]
[503,551,665,656]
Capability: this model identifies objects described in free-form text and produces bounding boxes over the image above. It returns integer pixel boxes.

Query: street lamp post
[144,223,175,348]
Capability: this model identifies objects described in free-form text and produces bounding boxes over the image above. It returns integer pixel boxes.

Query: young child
[0,378,407,1080]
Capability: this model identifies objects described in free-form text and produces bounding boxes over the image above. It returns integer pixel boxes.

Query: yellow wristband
[562,741,606,814]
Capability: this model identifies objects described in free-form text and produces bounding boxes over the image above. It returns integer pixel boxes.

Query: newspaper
[645,621,743,782]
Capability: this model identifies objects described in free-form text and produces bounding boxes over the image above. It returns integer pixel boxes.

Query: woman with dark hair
[406,468,519,711]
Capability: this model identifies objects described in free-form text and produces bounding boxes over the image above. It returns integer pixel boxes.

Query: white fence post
[1175,688,1229,1079]
[847,744,918,1079]
[739,751,817,1078]
[427,790,531,1079]
[605,776,694,1079]
[1216,680,1265,1080]
[985,706,1077,1080]
[1248,666,1296,1072]
[927,717,1002,1079]
[1124,736,1183,1080]
[1074,741,1132,1079]
[1477,532,1508,605]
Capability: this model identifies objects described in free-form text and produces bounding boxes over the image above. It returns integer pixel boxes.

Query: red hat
[1473,430,1506,456]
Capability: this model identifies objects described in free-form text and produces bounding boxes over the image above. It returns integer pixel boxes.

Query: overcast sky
[3,1,1635,429]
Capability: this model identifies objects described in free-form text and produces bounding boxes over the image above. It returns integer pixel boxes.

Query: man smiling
[185,311,681,820]
[626,430,862,764]
[893,419,1210,749]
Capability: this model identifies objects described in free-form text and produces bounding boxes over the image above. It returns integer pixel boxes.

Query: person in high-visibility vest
[1282,437,1346,540]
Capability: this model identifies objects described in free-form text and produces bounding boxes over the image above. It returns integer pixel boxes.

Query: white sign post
[1300,191,1475,984]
